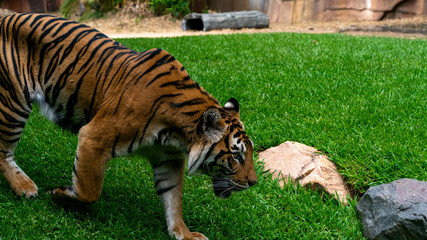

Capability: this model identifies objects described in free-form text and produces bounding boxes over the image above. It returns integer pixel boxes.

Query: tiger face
[188,98,257,198]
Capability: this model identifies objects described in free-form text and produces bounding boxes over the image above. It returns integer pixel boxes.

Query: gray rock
[356,178,427,240]
[182,11,269,32]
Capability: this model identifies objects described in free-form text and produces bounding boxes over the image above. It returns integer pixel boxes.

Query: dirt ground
[71,3,426,39]
[82,11,427,39]
[1,6,426,39]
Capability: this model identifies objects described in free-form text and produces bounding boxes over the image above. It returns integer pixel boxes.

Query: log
[182,11,269,32]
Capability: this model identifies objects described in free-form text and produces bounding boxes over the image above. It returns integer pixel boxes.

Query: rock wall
[324,0,426,21]
[208,0,427,23]
[0,0,61,13]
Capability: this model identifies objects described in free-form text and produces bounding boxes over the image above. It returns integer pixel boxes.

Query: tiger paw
[172,227,208,240]
[49,186,78,202]
[12,183,38,199]
[9,175,38,199]
[184,232,208,240]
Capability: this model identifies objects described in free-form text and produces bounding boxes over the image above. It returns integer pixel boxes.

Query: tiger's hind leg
[150,151,208,240]
[0,116,38,198]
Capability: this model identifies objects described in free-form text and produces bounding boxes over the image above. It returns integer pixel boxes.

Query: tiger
[0,13,257,240]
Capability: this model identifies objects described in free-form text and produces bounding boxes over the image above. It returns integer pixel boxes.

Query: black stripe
[139,103,161,145]
[131,52,176,86]
[188,142,217,173]
[120,48,162,83]
[37,19,61,44]
[49,34,95,105]
[175,83,201,90]
[102,51,137,91]
[29,14,51,27]
[156,185,176,195]
[88,77,101,119]
[0,136,21,144]
[214,150,228,161]
[202,142,218,163]
[51,21,74,37]
[231,145,240,151]
[73,165,79,179]
[9,15,25,91]
[158,76,192,89]
[155,127,174,144]
[41,18,59,31]
[64,63,93,121]
[181,110,200,116]
[45,45,63,81]
[150,93,182,113]
[0,94,30,119]
[0,128,22,137]
[112,135,120,157]
[233,132,242,138]
[154,177,168,188]
[13,14,32,67]
[170,98,205,108]
[145,67,174,87]
[0,107,27,125]
[0,118,25,129]
[113,92,125,115]
[93,52,136,112]
[59,28,96,65]
[127,130,139,153]
[77,38,111,74]
[38,26,91,81]
[159,80,181,88]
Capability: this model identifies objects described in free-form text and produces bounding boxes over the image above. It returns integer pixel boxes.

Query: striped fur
[0,13,257,240]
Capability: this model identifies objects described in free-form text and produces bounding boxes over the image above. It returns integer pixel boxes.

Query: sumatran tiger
[0,13,257,240]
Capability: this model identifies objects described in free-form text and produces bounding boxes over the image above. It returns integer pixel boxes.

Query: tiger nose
[248,180,257,187]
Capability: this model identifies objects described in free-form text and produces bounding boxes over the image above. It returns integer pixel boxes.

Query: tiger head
[188,98,257,198]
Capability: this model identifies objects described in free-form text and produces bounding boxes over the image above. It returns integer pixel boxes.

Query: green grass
[119,33,426,193]
[1,32,425,239]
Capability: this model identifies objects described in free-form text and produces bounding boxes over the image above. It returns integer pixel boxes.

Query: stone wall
[0,0,62,13]
[207,0,427,23]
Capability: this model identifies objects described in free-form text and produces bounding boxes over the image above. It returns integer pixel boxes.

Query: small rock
[259,141,350,205]
[356,178,427,240]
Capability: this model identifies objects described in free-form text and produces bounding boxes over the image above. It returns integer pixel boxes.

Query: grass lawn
[0,32,425,239]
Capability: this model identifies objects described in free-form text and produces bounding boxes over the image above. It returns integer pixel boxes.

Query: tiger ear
[223,98,240,118]
[199,107,226,143]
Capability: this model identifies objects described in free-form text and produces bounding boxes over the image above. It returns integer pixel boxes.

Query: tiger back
[0,13,257,240]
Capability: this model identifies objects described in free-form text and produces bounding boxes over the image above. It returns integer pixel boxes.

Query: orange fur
[0,13,257,240]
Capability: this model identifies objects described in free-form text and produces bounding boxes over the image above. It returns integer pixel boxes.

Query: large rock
[323,0,425,21]
[259,141,350,205]
[356,178,427,240]
[208,0,426,23]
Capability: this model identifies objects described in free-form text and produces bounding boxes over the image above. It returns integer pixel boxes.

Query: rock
[259,141,350,205]
[324,0,420,21]
[356,178,427,240]
[182,11,269,31]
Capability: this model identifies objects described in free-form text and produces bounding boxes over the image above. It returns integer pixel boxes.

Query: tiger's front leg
[151,154,208,240]
[50,123,110,203]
